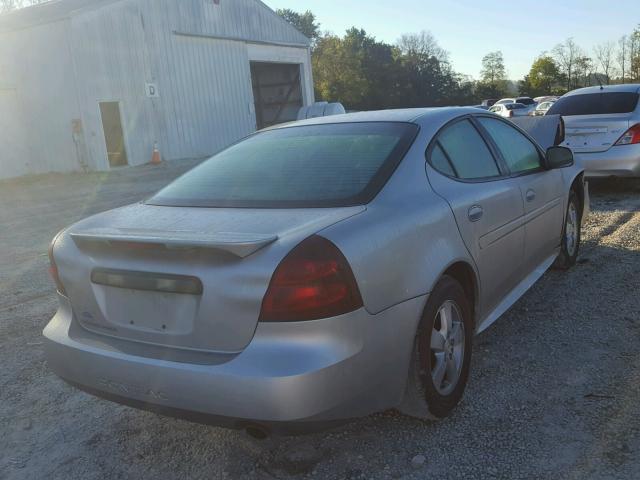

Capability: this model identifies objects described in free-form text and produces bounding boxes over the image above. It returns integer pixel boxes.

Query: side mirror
[546,146,573,169]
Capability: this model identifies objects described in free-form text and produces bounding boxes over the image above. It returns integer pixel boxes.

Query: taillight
[615,124,640,146]
[48,231,67,295]
[259,236,363,322]
[508,110,513,118]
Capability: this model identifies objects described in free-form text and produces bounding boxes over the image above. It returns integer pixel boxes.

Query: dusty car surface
[549,84,640,177]
[44,108,588,435]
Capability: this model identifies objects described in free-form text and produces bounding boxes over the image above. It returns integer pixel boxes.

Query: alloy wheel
[565,201,578,257]
[429,300,465,395]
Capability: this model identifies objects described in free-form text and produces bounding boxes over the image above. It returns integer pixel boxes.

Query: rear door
[477,116,564,271]
[549,91,639,153]
[426,118,526,316]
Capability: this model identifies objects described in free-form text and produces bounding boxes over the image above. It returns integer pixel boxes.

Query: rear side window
[430,144,456,176]
[548,92,640,116]
[430,119,500,180]
[478,117,542,174]
[148,122,418,208]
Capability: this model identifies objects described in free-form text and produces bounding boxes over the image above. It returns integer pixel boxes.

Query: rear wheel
[399,275,473,419]
[554,190,581,270]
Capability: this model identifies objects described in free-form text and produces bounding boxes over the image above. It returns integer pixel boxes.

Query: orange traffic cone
[151,142,162,165]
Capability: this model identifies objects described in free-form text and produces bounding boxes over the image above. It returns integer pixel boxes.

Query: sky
[264,0,639,80]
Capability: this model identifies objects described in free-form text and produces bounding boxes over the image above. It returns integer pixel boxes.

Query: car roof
[268,107,482,129]
[564,84,640,96]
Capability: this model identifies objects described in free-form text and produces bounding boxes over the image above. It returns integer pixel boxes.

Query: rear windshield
[147,122,418,208]
[516,98,535,105]
[506,104,525,110]
[548,92,640,116]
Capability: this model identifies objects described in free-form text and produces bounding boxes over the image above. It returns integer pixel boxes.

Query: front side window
[478,117,542,174]
[148,122,418,208]
[431,119,500,180]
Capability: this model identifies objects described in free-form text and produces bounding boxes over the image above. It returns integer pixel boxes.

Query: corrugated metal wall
[0,20,84,177]
[0,0,312,179]
[70,1,156,170]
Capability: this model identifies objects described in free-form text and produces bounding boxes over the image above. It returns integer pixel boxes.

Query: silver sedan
[44,108,588,436]
[549,84,640,177]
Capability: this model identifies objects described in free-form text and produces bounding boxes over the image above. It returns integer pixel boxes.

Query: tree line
[278,9,640,109]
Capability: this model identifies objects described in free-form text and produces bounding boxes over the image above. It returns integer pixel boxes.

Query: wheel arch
[437,260,479,330]
[569,172,585,218]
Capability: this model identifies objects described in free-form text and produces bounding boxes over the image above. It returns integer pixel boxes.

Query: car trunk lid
[57,203,365,353]
[561,114,631,153]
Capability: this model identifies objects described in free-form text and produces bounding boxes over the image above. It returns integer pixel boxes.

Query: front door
[426,118,526,318]
[475,116,564,271]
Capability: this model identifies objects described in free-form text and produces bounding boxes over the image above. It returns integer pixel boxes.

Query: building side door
[99,102,128,168]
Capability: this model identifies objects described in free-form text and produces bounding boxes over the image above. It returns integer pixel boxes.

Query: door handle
[468,205,484,222]
[526,189,536,202]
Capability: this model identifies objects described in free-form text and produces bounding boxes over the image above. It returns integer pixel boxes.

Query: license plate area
[89,269,202,336]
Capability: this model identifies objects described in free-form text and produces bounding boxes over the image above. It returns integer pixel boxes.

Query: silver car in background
[548,84,640,177]
[489,103,530,118]
[532,100,556,116]
[44,108,587,436]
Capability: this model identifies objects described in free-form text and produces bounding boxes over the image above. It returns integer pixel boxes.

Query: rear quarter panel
[319,136,478,316]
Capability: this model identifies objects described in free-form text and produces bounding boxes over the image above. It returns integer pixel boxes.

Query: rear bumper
[43,294,424,433]
[574,144,640,177]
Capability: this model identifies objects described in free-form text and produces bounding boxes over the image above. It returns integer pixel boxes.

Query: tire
[553,190,581,270]
[398,275,473,420]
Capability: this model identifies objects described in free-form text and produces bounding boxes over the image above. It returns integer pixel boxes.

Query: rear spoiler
[70,228,278,258]
[509,114,565,150]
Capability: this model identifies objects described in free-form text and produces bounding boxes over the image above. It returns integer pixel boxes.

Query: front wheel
[554,190,581,270]
[399,275,473,420]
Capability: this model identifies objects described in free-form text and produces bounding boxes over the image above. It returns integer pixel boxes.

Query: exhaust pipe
[244,423,270,440]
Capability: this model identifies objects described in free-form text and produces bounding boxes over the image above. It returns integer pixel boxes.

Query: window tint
[148,122,418,208]
[478,117,542,173]
[506,104,526,110]
[435,120,500,179]
[548,92,640,116]
[516,97,535,105]
[430,143,455,176]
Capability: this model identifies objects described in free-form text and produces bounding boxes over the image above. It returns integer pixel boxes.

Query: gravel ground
[1,164,639,480]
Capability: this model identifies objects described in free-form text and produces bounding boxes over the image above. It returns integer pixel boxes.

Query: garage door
[0,89,30,180]
[250,62,303,130]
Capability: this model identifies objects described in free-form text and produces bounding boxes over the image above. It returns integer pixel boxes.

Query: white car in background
[548,84,640,177]
[496,97,537,114]
[532,101,556,116]
[534,96,559,104]
[489,103,530,118]
[496,97,536,106]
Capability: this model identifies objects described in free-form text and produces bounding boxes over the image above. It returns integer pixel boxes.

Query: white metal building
[0,0,314,179]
